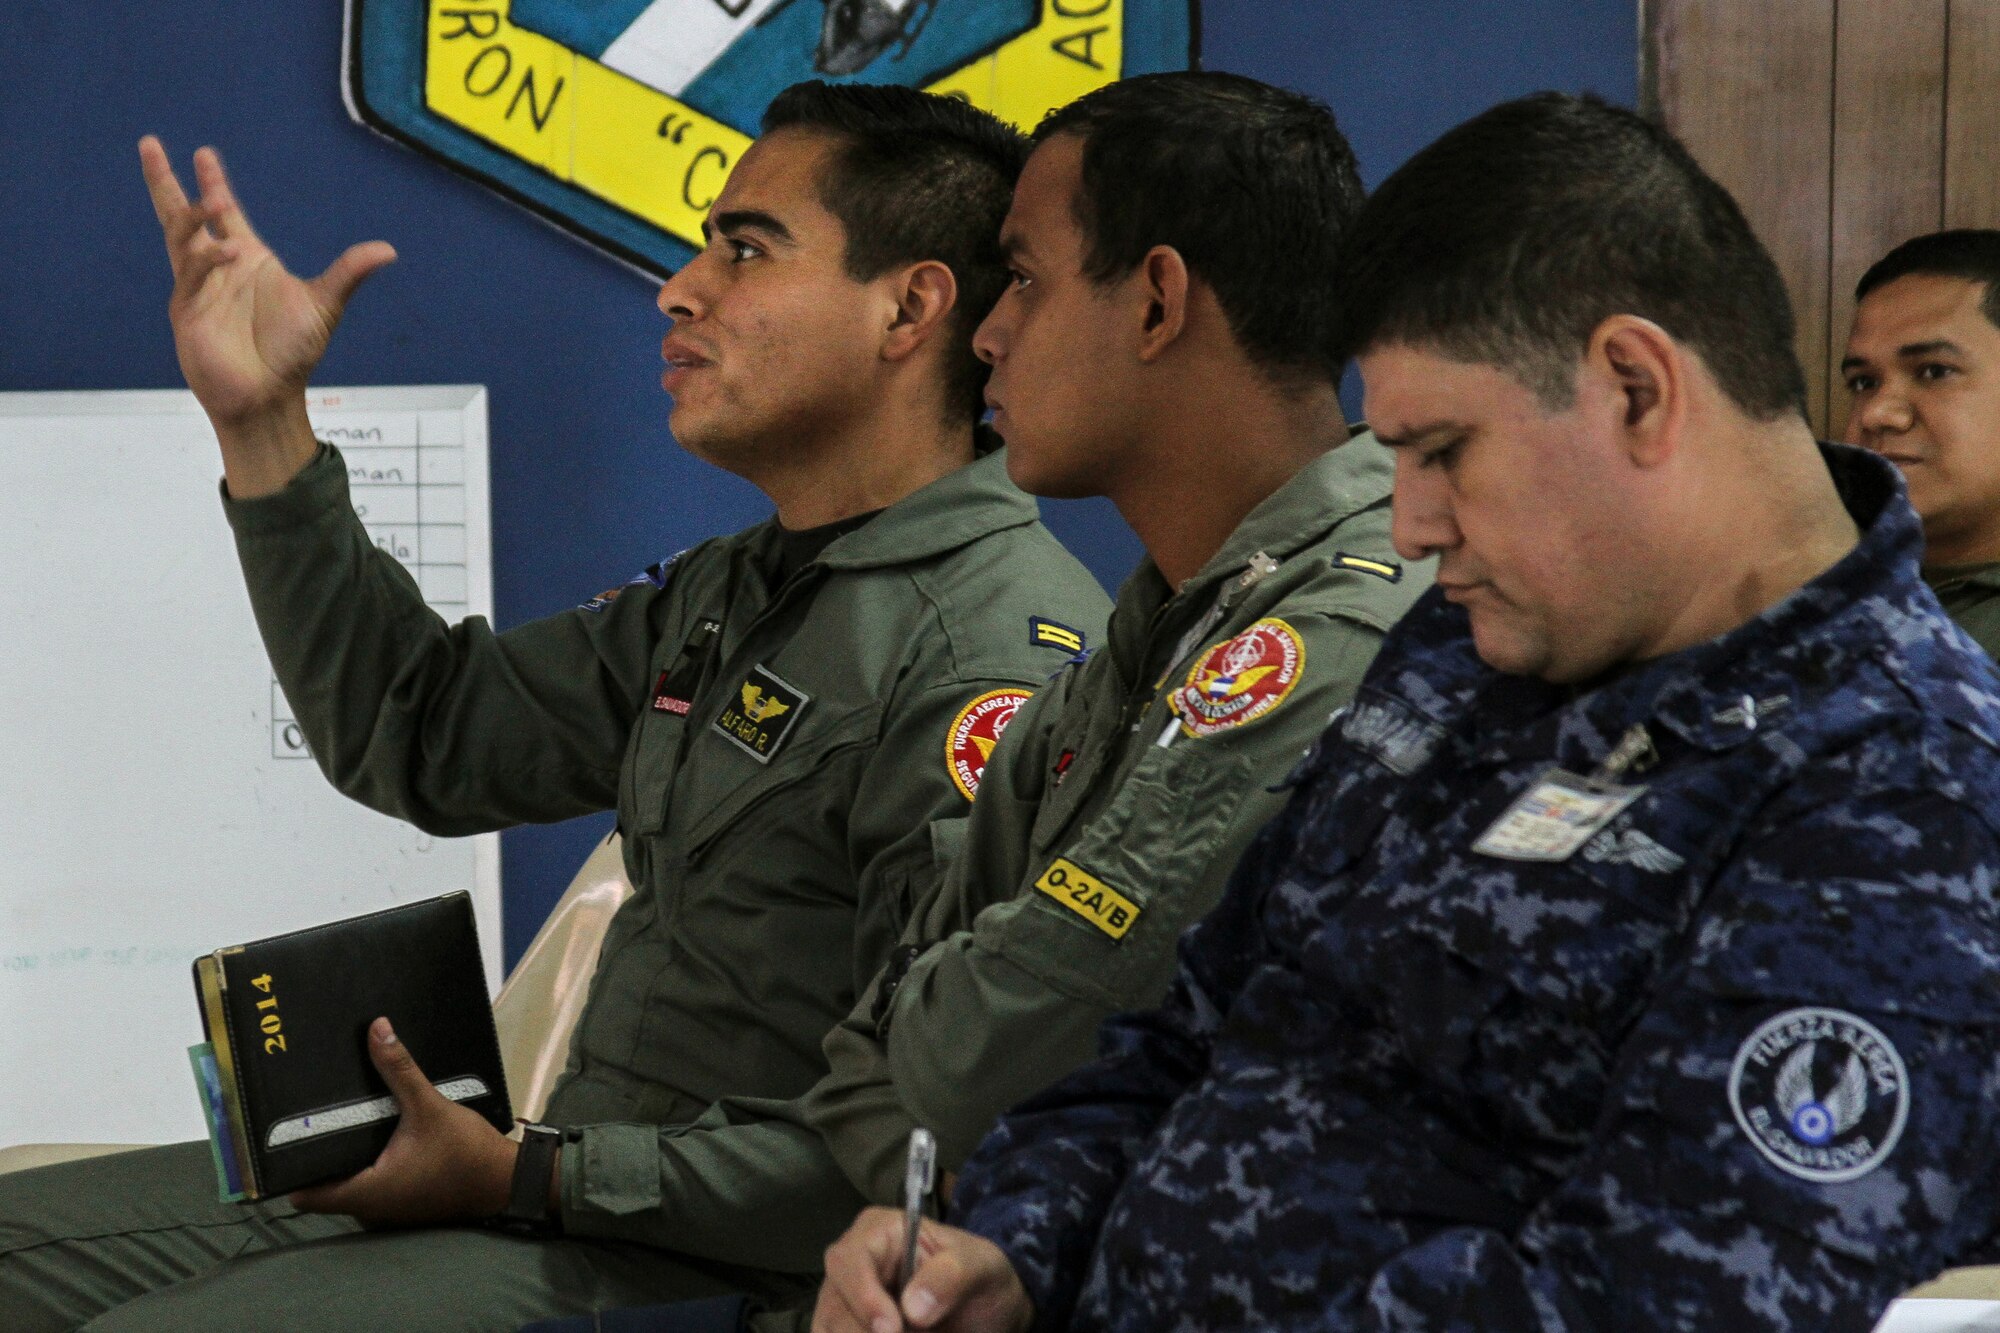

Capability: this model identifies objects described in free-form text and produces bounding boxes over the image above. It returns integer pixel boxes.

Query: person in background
[819,92,2000,1333]
[1843,229,2000,657]
[0,82,1109,1331]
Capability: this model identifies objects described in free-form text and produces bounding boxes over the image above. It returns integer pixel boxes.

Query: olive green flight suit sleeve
[222,446,687,835]
[880,612,1388,1181]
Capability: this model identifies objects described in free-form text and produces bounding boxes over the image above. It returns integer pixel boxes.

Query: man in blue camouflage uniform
[815,94,2000,1333]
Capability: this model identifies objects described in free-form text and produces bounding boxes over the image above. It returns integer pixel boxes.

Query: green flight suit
[0,441,1109,1332]
[452,434,1429,1326]
[1927,561,2000,660]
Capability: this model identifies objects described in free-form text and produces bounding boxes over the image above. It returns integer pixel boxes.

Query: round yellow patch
[946,689,1033,801]
[1170,618,1306,738]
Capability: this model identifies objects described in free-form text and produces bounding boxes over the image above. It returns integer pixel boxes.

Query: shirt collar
[1112,431,1398,613]
[1924,560,2000,595]
[809,441,1041,572]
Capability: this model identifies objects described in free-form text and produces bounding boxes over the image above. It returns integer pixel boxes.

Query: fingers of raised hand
[137,135,191,231]
[311,241,399,316]
[192,145,261,244]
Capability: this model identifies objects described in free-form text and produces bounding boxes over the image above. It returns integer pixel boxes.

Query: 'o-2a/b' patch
[1169,618,1306,738]
[947,688,1032,801]
[1034,856,1139,940]
[712,663,809,762]
[345,0,1197,277]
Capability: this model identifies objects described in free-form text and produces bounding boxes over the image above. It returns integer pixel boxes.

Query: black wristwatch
[495,1122,565,1235]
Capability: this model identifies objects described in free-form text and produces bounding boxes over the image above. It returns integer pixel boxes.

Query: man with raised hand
[819,92,2000,1333]
[1843,229,2000,658]
[0,83,1108,1330]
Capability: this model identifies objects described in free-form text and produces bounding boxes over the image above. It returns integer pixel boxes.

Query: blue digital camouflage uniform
[952,444,2000,1332]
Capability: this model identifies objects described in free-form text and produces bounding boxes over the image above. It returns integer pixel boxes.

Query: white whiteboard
[0,386,500,1147]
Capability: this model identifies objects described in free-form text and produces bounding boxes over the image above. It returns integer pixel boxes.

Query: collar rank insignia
[1168,618,1306,738]
[344,0,1195,277]
[712,663,808,762]
[946,689,1032,801]
[1728,1007,1908,1183]
[1029,616,1085,654]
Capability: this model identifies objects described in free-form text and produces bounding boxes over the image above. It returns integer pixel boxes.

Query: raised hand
[137,137,397,495]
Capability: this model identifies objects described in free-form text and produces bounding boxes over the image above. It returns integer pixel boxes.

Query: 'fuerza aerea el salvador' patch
[946,689,1032,801]
[1728,1007,1908,1184]
[1034,857,1139,940]
[1169,618,1306,738]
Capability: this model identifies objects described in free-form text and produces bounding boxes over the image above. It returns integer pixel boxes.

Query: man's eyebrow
[1374,421,1469,449]
[703,209,795,245]
[997,231,1031,263]
[1897,339,1963,359]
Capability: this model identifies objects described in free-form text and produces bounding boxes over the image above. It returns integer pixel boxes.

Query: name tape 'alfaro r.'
[344,0,1199,276]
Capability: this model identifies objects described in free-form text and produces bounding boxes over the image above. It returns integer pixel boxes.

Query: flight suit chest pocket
[622,617,723,838]
[681,694,881,861]
[1024,686,1123,861]
[995,738,1256,1011]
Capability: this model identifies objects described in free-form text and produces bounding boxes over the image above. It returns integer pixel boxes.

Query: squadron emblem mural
[344,0,1198,275]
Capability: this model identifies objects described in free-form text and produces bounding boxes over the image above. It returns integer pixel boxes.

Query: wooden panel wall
[1644,0,2000,440]
[1947,1,2000,230]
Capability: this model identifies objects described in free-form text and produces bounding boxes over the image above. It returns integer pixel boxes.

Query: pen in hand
[899,1127,937,1297]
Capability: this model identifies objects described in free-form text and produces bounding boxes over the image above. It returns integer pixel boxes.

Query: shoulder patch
[1728,1007,1908,1183]
[711,663,808,762]
[1029,616,1086,654]
[1034,857,1139,940]
[946,689,1032,801]
[1169,618,1306,738]
[1334,552,1402,583]
[579,549,685,612]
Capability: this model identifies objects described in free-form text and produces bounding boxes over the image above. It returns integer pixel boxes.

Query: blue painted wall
[0,1,1634,965]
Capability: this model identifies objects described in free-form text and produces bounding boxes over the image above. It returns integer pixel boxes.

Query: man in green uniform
[499,73,1430,1332]
[1844,229,2000,657]
[0,84,1108,1330]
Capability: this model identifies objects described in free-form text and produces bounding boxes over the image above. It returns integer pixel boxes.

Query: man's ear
[1135,245,1191,364]
[1589,315,1684,468]
[881,260,959,364]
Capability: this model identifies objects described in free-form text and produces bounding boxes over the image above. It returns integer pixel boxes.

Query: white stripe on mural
[600,0,787,98]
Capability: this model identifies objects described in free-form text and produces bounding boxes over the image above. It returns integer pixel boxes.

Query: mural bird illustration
[741,683,792,724]
[1773,1042,1869,1146]
[816,0,941,75]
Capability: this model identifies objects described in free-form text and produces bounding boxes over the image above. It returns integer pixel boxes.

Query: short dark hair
[762,81,1029,422]
[1032,71,1365,387]
[1857,230,2000,330]
[1330,92,1805,421]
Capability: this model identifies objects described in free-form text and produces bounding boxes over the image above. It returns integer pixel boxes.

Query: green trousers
[0,1142,806,1331]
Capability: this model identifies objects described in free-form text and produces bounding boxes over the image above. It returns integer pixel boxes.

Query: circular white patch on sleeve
[1728,1007,1908,1184]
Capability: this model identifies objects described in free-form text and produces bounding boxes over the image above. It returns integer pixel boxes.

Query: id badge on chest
[1471,770,1643,861]
[1471,723,1655,863]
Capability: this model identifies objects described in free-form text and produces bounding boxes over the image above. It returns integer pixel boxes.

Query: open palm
[138,137,395,424]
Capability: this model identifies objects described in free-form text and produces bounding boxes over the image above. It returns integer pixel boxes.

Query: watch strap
[497,1122,565,1233]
